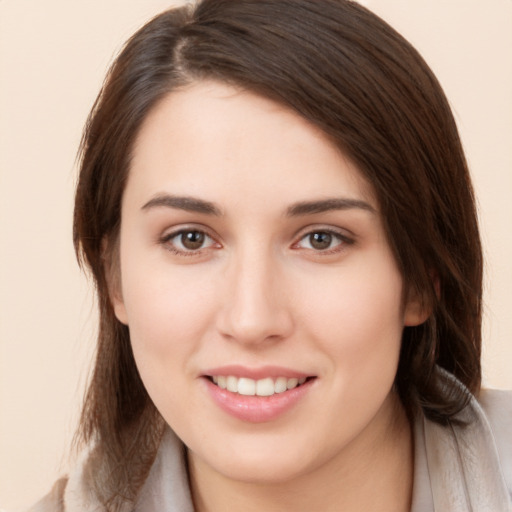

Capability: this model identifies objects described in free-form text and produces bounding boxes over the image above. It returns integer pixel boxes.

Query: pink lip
[203,373,316,424]
[203,364,310,380]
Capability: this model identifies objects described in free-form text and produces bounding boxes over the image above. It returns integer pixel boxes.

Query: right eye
[160,228,219,255]
[296,231,343,251]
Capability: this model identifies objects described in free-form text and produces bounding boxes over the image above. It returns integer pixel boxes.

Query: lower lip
[204,378,315,423]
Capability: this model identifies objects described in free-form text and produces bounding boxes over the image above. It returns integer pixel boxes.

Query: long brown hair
[74,0,482,506]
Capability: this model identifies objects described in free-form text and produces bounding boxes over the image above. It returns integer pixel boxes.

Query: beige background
[1,0,511,509]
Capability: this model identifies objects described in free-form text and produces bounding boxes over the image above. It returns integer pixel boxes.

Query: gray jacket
[28,387,512,511]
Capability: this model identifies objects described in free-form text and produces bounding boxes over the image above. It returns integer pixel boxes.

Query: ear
[403,298,430,327]
[102,237,129,325]
[403,287,432,327]
[403,270,440,327]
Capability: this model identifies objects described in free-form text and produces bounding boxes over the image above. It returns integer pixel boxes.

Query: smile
[210,375,308,396]
[205,374,316,423]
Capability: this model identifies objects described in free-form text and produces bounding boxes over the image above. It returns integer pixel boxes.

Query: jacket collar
[421,389,512,510]
[63,373,512,511]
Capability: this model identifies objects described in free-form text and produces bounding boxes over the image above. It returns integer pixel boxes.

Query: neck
[188,393,414,512]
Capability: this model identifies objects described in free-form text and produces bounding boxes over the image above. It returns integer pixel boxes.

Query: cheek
[304,263,403,334]
[119,257,218,367]
[298,258,405,376]
[121,265,219,424]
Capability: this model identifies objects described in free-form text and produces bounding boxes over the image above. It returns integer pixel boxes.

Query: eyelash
[159,227,354,257]
[159,227,219,256]
[292,228,354,255]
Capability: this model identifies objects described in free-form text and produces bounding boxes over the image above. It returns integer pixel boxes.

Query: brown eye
[309,232,333,250]
[181,230,205,250]
[295,229,350,253]
[162,229,217,254]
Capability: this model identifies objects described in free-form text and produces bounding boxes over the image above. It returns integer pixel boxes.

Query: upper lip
[202,365,313,380]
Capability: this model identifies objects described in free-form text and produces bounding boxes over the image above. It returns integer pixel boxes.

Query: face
[112,81,425,484]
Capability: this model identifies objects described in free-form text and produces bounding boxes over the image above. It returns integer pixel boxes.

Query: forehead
[127,80,376,212]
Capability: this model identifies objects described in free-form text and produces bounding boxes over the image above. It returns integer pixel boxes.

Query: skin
[111,80,428,512]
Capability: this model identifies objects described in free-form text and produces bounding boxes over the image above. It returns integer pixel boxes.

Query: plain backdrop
[1,0,511,509]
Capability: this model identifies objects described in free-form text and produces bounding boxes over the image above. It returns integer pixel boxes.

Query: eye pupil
[182,231,205,250]
[310,232,332,250]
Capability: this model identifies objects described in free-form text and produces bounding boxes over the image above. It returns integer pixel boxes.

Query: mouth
[202,369,317,422]
[205,375,315,397]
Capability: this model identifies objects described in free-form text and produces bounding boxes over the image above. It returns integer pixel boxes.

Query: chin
[191,439,320,485]
[213,457,311,485]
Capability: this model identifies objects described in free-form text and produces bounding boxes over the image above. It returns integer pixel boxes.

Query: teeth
[226,376,238,393]
[238,377,256,396]
[275,377,288,393]
[211,375,308,396]
[256,377,274,396]
[287,378,298,389]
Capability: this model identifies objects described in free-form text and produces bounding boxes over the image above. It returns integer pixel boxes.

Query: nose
[216,247,294,346]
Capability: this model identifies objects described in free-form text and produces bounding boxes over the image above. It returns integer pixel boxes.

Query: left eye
[296,231,345,251]
[163,229,216,252]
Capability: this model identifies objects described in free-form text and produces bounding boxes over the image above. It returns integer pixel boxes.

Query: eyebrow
[141,194,222,216]
[286,198,376,216]
[141,194,375,217]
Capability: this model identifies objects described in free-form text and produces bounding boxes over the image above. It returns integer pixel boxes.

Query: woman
[29,0,512,510]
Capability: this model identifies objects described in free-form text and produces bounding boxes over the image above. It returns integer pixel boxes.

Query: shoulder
[24,447,103,512]
[25,478,68,512]
[478,388,512,426]
[421,373,512,510]
[478,388,512,492]
[478,388,512,434]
